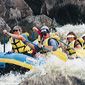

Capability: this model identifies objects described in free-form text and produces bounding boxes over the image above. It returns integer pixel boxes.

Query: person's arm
[74,40,82,49]
[3,30,22,39]
[3,30,35,50]
[24,40,35,50]
[32,27,42,37]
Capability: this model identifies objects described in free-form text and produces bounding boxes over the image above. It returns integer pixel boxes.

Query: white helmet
[41,26,49,30]
[41,26,49,33]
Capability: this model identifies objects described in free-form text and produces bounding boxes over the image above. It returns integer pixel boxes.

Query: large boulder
[25,0,85,25]
[0,0,33,21]
[41,0,84,25]
[24,0,43,15]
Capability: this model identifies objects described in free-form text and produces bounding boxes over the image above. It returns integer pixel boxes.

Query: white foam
[0,42,12,52]
[0,24,85,84]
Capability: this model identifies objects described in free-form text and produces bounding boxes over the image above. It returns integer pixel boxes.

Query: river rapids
[0,24,85,85]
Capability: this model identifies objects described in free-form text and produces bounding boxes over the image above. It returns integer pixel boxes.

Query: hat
[41,29,47,33]
[41,26,49,33]
[13,26,21,31]
[41,26,49,30]
[67,35,75,38]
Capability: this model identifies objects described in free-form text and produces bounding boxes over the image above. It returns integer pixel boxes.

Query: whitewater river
[0,24,85,85]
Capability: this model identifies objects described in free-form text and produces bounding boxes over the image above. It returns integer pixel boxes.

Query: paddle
[52,48,68,62]
[3,34,6,52]
[59,40,85,58]
[26,40,68,62]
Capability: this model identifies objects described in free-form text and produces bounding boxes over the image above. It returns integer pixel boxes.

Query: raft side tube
[0,52,38,69]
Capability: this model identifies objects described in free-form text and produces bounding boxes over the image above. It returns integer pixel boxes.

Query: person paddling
[65,32,82,55]
[3,26,40,56]
[32,26,42,38]
[33,25,60,52]
[81,34,85,49]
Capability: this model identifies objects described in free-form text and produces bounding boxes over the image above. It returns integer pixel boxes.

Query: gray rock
[0,17,10,32]
[0,0,33,21]
[0,0,6,18]
[19,15,57,31]
[25,0,85,25]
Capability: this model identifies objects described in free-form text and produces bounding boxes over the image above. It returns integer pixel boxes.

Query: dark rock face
[24,0,85,25]
[0,0,85,30]
[24,0,43,15]
[53,4,81,25]
[41,0,85,25]
[0,0,85,25]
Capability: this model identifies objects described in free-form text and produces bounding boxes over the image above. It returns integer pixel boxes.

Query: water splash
[56,24,85,38]
[0,24,85,85]
[0,42,12,52]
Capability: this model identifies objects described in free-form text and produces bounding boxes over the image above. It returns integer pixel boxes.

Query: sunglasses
[67,37,72,40]
[67,37,75,39]
[42,32,47,36]
[13,30,19,32]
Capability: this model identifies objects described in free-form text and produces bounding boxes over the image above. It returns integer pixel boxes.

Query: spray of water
[0,24,85,85]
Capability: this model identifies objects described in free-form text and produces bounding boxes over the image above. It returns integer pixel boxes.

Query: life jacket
[83,42,85,49]
[37,33,60,52]
[9,37,33,54]
[42,33,60,48]
[21,32,29,42]
[66,40,76,55]
[77,38,85,49]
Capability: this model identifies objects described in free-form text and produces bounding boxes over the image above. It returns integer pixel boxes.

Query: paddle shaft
[26,39,52,52]
[3,34,6,52]
[59,40,75,50]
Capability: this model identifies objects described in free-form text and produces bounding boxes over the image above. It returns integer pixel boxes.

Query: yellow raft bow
[52,48,68,62]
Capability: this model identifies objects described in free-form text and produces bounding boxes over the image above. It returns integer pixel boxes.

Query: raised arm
[3,30,35,50]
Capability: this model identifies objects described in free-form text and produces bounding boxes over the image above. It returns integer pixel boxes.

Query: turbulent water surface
[0,24,85,85]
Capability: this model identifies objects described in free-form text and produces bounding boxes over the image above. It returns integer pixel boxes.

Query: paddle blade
[52,48,68,62]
